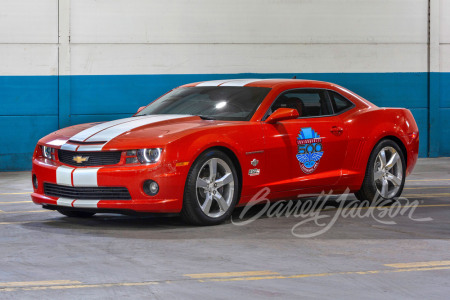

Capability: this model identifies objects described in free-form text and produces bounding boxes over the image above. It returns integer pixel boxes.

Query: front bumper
[31,157,188,213]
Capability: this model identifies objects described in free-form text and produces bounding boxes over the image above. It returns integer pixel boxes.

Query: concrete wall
[0,0,59,170]
[0,0,446,170]
[439,0,450,155]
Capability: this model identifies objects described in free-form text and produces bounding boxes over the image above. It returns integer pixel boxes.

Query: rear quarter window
[329,91,354,113]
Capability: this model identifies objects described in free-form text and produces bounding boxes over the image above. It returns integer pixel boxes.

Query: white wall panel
[71,0,427,44]
[0,45,58,75]
[440,45,450,72]
[0,0,58,43]
[440,0,450,43]
[440,0,449,72]
[70,44,427,75]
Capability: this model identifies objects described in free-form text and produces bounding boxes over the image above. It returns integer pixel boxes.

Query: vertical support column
[58,0,71,129]
[428,0,440,157]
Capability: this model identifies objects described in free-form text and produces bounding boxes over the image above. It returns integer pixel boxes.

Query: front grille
[44,183,131,200]
[58,149,122,166]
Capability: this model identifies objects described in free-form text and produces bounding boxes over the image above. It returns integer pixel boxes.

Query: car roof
[180,78,374,111]
[180,78,339,89]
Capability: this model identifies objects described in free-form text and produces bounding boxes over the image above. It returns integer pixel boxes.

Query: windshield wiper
[198,115,216,120]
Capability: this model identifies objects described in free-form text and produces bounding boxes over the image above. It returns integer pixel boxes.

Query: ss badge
[248,168,260,176]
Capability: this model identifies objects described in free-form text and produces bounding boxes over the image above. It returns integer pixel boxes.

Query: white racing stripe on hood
[84,114,189,143]
[47,139,68,147]
[69,115,149,142]
[61,143,78,151]
[76,145,104,152]
[62,114,190,150]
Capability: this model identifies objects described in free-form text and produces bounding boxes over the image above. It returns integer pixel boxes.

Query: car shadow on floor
[21,196,431,240]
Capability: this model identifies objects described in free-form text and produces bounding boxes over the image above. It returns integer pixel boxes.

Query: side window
[267,89,332,118]
[329,91,354,113]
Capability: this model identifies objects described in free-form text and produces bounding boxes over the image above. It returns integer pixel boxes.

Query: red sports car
[31,79,419,225]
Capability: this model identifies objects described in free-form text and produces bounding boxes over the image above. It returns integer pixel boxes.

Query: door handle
[330,126,343,136]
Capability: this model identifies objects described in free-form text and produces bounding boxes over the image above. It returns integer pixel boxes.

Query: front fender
[166,123,266,201]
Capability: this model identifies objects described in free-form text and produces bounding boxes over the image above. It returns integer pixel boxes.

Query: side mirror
[137,106,146,113]
[265,108,299,123]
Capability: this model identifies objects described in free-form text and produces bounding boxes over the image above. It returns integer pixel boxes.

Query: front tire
[355,139,406,202]
[56,208,96,218]
[181,149,239,225]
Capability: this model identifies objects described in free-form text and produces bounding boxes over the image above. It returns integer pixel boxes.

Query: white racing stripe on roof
[195,80,231,86]
[220,79,263,86]
[195,79,263,87]
[84,114,189,143]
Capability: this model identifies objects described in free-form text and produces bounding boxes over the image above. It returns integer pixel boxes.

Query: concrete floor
[0,158,449,299]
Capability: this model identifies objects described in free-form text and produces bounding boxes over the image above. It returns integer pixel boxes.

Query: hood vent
[68,140,107,145]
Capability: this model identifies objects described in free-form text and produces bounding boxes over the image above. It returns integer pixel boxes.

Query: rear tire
[56,208,96,218]
[355,139,406,202]
[181,149,239,225]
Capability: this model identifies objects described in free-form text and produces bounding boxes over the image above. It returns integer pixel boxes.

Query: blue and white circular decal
[296,127,324,174]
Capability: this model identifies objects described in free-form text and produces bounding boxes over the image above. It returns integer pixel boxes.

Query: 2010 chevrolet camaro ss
[31,79,419,225]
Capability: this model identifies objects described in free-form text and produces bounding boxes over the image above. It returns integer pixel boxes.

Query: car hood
[41,114,232,151]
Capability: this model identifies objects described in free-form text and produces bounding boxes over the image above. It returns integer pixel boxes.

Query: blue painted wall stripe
[0,115,58,171]
[439,73,450,108]
[0,76,58,116]
[0,72,447,171]
[58,75,71,129]
[429,72,440,157]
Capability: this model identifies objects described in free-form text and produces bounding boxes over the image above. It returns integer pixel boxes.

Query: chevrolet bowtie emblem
[251,159,259,166]
[73,156,89,164]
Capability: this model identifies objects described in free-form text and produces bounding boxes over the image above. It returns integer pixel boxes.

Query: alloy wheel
[195,158,235,218]
[373,146,403,199]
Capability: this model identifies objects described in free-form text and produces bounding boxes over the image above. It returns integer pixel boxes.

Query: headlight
[137,148,162,164]
[41,146,55,160]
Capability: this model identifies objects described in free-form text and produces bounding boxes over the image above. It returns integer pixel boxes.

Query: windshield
[136,86,271,121]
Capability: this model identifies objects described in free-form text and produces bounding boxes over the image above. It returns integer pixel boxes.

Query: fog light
[143,180,159,196]
[32,174,38,189]
[126,157,138,164]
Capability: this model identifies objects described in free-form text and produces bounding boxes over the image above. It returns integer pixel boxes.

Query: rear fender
[340,108,419,190]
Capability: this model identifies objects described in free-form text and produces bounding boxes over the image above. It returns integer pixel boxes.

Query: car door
[262,89,348,193]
